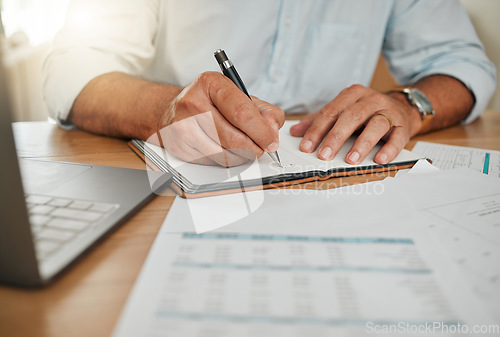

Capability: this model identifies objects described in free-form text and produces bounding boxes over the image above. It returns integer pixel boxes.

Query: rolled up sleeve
[42,0,159,126]
[383,0,497,124]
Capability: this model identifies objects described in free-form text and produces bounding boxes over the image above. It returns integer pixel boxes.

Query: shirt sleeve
[42,0,159,126]
[382,0,497,124]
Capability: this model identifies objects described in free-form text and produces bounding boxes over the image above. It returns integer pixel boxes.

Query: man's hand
[71,72,471,167]
[153,72,284,167]
[290,84,422,165]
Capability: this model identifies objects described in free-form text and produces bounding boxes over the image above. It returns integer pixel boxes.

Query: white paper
[113,217,495,337]
[165,180,409,234]
[113,176,498,337]
[382,168,500,321]
[175,165,500,321]
[412,141,500,178]
[113,158,500,337]
[391,159,440,179]
[144,121,424,188]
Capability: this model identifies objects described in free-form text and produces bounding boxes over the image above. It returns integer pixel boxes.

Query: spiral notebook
[128,121,424,198]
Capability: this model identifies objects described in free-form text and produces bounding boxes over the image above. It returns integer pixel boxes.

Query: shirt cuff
[409,62,497,125]
[43,48,131,125]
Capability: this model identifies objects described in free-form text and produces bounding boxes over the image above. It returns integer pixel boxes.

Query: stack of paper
[113,160,500,336]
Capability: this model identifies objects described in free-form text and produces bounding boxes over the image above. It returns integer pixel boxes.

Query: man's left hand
[290,84,421,165]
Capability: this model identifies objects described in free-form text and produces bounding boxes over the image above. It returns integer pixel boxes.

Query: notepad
[129,121,425,197]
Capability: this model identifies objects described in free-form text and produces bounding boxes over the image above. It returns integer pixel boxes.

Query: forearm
[70,72,183,140]
[388,75,474,137]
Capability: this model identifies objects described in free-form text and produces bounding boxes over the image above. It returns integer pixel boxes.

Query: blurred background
[1,0,70,122]
[1,0,499,122]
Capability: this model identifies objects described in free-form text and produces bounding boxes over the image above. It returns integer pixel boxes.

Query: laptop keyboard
[26,194,119,261]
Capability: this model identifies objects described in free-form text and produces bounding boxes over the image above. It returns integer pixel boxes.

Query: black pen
[214,49,282,168]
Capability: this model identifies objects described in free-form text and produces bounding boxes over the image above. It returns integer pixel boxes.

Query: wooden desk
[1,110,499,337]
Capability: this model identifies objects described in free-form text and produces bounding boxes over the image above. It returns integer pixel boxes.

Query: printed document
[113,190,495,336]
[387,166,500,320]
[412,141,500,177]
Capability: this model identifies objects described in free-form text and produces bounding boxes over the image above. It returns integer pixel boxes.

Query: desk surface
[1,110,500,337]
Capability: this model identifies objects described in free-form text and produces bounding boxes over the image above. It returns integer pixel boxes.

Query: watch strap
[393,87,435,134]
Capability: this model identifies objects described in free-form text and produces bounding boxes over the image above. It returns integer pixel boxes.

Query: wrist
[151,85,184,138]
[387,91,422,137]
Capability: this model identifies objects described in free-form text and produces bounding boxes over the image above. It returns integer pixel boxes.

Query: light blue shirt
[44,0,496,125]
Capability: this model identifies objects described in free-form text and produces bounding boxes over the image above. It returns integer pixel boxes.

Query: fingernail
[267,141,279,152]
[378,153,388,164]
[272,123,280,132]
[319,146,332,160]
[348,151,360,163]
[301,140,313,152]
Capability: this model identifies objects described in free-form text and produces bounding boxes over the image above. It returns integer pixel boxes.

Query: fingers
[299,85,364,154]
[345,112,394,164]
[206,73,279,153]
[289,113,316,137]
[148,129,218,166]
[315,88,379,160]
[161,72,283,167]
[161,131,219,166]
[194,111,262,166]
[293,85,412,164]
[374,126,409,165]
[190,130,251,167]
[251,96,285,133]
[162,113,255,167]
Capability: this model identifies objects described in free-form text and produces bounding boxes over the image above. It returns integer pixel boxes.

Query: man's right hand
[155,72,285,167]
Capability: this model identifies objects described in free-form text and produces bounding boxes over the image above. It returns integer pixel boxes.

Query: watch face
[411,89,434,115]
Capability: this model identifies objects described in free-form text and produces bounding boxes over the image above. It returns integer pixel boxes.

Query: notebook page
[142,121,422,187]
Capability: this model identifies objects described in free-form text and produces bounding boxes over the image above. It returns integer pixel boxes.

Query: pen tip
[276,153,282,168]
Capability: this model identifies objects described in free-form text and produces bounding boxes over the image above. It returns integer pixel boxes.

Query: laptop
[0,29,171,287]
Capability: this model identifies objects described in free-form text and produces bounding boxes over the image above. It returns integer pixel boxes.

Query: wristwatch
[397,88,435,133]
